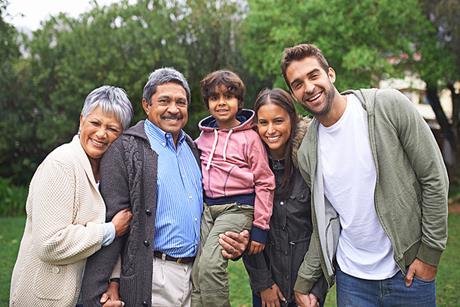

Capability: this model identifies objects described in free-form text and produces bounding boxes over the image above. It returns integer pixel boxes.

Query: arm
[242,252,274,294]
[247,132,276,244]
[31,159,104,265]
[381,89,448,266]
[81,142,131,306]
[294,230,324,295]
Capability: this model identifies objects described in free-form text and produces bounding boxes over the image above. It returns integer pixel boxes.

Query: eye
[310,73,319,80]
[90,120,101,127]
[292,82,302,90]
[224,94,233,99]
[176,99,187,107]
[108,127,120,133]
[258,119,268,126]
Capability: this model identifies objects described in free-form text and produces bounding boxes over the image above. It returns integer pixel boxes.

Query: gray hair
[143,67,191,104]
[81,85,133,130]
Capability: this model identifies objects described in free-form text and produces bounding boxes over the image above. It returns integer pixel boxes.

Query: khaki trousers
[151,256,193,307]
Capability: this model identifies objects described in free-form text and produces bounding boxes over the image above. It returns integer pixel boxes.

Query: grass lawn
[2,215,459,306]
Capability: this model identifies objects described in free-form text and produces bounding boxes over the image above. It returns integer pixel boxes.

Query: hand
[248,241,265,255]
[405,258,437,287]
[111,208,132,237]
[219,229,250,259]
[295,291,319,307]
[100,281,125,307]
[260,283,286,307]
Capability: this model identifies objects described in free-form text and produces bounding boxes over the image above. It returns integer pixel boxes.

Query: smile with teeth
[266,136,281,143]
[306,91,323,103]
[90,138,107,148]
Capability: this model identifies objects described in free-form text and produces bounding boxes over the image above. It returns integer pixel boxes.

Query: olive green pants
[191,202,253,307]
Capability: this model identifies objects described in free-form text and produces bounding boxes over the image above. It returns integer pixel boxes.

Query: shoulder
[292,116,312,168]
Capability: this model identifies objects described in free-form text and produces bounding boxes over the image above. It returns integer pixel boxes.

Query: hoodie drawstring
[206,129,219,170]
[205,129,234,170]
[222,129,233,161]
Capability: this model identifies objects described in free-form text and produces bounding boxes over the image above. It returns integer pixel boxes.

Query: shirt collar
[144,119,185,147]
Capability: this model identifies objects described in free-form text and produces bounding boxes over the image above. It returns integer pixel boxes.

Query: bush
[0,178,27,217]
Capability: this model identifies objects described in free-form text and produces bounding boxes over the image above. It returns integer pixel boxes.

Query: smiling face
[207,85,241,129]
[142,82,188,144]
[286,56,337,117]
[257,103,292,159]
[79,106,122,160]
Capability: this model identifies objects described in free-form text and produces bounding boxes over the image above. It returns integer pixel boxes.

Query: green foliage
[0,178,27,217]
[241,0,455,90]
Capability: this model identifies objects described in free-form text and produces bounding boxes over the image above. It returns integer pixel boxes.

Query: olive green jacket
[294,88,449,294]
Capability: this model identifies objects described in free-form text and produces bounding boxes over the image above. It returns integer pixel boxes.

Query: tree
[1,0,248,184]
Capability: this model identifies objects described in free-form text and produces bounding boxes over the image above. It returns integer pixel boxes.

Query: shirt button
[145,209,152,216]
[189,196,193,199]
[144,240,150,247]
[280,201,284,206]
[143,301,148,306]
[195,218,198,221]
[52,267,60,274]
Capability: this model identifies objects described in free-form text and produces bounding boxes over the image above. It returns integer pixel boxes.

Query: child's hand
[248,241,265,255]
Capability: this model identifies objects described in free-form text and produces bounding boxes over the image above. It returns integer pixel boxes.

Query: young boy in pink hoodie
[191,70,275,306]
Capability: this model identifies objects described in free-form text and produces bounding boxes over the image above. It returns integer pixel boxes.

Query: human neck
[317,93,347,127]
[89,157,101,182]
[217,118,240,129]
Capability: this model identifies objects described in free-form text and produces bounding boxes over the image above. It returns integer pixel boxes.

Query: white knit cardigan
[10,135,106,307]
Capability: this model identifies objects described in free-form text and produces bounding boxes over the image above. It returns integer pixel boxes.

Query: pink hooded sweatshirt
[195,109,275,242]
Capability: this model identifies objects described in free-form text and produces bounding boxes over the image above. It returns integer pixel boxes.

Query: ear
[142,98,150,115]
[328,67,336,83]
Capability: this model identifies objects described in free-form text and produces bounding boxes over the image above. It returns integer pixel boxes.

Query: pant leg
[197,203,253,307]
[151,257,193,307]
[191,204,215,307]
[382,271,435,307]
[336,267,380,307]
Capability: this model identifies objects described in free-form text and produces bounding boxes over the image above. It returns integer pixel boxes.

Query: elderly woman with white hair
[10,85,134,307]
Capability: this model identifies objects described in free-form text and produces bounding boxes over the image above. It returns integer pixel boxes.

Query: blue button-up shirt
[144,120,203,257]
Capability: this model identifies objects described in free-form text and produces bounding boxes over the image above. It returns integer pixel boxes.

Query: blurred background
[0,0,459,304]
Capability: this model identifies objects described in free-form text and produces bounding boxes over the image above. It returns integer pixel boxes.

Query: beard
[301,82,336,117]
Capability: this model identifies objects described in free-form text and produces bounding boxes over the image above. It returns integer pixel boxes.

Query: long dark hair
[254,88,299,197]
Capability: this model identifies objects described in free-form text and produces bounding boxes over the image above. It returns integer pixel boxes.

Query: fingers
[405,264,415,288]
[100,293,109,304]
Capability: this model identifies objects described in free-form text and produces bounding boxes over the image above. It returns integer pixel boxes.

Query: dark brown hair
[281,43,329,90]
[254,88,299,197]
[200,70,246,110]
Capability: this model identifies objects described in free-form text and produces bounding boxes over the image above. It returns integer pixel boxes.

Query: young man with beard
[281,44,448,307]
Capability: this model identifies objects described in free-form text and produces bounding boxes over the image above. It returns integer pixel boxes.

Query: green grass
[2,216,460,306]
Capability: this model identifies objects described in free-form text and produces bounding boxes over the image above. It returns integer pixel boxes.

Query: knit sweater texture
[10,135,105,307]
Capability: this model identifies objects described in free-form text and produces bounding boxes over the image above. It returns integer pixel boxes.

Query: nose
[267,123,275,135]
[304,80,315,94]
[95,127,107,139]
[168,102,180,114]
[218,97,226,106]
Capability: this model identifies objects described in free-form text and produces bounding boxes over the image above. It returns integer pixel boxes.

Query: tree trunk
[426,83,456,150]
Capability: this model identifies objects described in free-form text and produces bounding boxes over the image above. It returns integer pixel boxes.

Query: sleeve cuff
[294,275,315,294]
[250,226,268,244]
[102,222,116,247]
[416,242,443,267]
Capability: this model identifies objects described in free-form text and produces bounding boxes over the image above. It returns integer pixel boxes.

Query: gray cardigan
[80,120,200,307]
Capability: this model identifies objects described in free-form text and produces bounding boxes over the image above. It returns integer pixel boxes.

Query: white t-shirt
[318,94,399,280]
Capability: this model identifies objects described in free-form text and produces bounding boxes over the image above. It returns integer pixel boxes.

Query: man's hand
[295,291,319,307]
[248,241,265,255]
[100,281,125,307]
[111,208,133,237]
[219,229,250,259]
[260,283,286,307]
[405,258,437,287]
